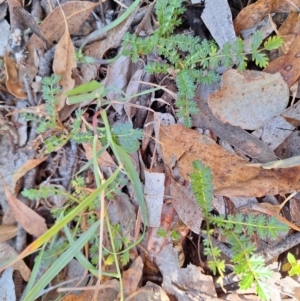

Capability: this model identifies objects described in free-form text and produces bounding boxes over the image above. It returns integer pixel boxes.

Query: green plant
[189,160,289,301]
[14,73,155,301]
[282,252,300,276]
[122,0,283,127]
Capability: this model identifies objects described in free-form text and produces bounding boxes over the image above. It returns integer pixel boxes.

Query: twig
[256,232,300,263]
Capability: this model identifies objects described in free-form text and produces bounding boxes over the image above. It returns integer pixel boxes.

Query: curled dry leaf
[4,52,26,99]
[208,69,289,130]
[0,242,31,281]
[234,0,300,34]
[12,156,48,192]
[0,225,18,243]
[160,124,300,197]
[53,17,76,111]
[30,1,98,44]
[123,256,144,297]
[264,34,300,87]
[26,1,98,79]
[2,177,48,237]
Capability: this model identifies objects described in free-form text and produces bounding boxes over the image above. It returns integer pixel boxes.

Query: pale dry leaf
[107,193,136,242]
[26,1,98,79]
[247,155,300,169]
[181,264,216,297]
[252,100,300,150]
[251,113,295,150]
[201,0,236,48]
[0,225,18,242]
[124,69,144,121]
[170,179,203,234]
[0,242,31,281]
[0,19,10,56]
[123,256,144,297]
[0,225,18,243]
[144,170,165,227]
[105,55,134,115]
[0,268,15,301]
[53,10,76,111]
[2,178,48,237]
[208,69,289,130]
[275,131,300,159]
[155,244,220,301]
[29,1,98,45]
[12,156,48,191]
[4,52,27,99]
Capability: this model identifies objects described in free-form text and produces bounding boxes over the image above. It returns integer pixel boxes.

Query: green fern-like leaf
[264,35,283,50]
[251,31,264,51]
[189,160,214,216]
[112,122,143,153]
[252,51,269,68]
[120,249,130,266]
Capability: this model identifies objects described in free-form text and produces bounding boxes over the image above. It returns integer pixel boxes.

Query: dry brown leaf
[234,0,300,34]
[0,242,31,281]
[208,70,289,130]
[123,256,143,297]
[30,1,98,44]
[264,34,300,87]
[160,124,300,197]
[1,177,48,237]
[53,7,77,111]
[0,225,18,243]
[279,11,300,36]
[170,179,203,233]
[4,52,26,99]
[83,2,140,60]
[26,1,98,79]
[12,156,48,192]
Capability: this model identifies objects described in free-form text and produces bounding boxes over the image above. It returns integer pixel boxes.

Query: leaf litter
[2,0,300,300]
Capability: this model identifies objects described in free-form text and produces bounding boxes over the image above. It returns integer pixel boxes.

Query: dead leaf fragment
[4,52,27,99]
[234,0,300,34]
[123,256,144,297]
[53,14,76,111]
[26,1,98,80]
[144,170,165,227]
[0,225,18,242]
[0,268,15,301]
[160,125,300,197]
[208,69,289,130]
[29,1,98,45]
[2,177,48,237]
[12,156,48,191]
[0,242,31,281]
[264,34,300,87]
